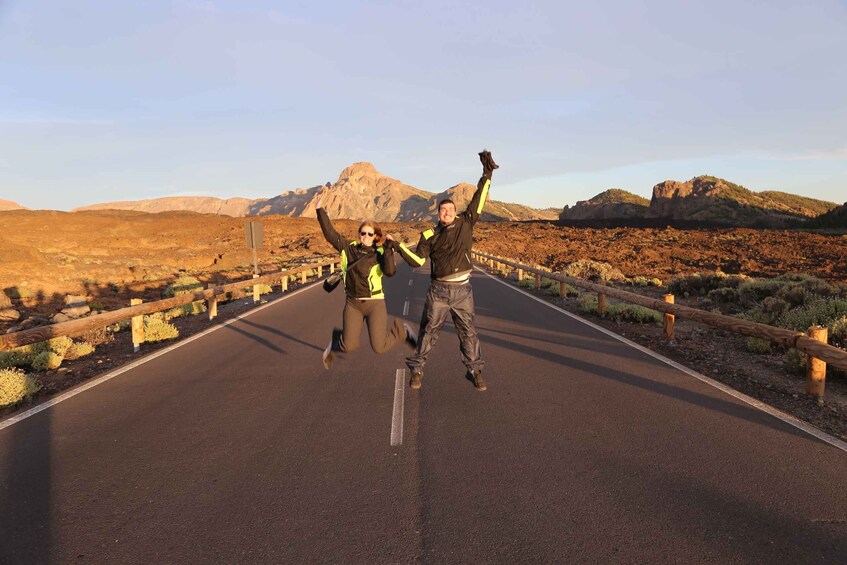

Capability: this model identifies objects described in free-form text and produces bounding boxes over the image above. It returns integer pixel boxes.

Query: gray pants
[339,297,404,354]
[406,280,483,374]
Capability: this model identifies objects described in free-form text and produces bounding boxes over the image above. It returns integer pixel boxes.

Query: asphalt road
[2,263,847,564]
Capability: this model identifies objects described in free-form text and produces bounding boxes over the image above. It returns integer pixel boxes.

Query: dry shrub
[163,275,203,298]
[32,351,63,371]
[562,259,626,283]
[0,368,40,408]
[65,342,95,360]
[143,316,179,342]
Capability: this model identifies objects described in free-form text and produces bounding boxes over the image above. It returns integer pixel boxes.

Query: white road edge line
[403,300,410,316]
[0,283,321,432]
[476,267,847,454]
[391,368,405,446]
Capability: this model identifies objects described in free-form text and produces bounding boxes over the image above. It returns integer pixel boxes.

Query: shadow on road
[478,330,817,443]
[0,412,53,564]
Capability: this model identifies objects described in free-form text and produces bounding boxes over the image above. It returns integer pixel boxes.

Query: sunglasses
[360,230,375,237]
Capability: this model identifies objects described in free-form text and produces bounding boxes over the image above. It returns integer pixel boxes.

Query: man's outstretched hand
[479,149,499,176]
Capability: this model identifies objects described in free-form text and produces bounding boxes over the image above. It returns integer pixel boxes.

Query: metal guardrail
[472,250,847,377]
[0,259,338,352]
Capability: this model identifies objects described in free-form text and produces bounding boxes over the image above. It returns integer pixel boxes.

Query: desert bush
[830,316,847,349]
[165,301,207,320]
[0,368,40,408]
[561,260,626,283]
[706,287,741,305]
[785,348,807,376]
[163,275,203,298]
[519,278,536,289]
[32,351,64,371]
[668,272,747,298]
[577,294,599,314]
[250,283,273,295]
[630,276,663,287]
[746,337,773,355]
[89,301,105,311]
[33,336,74,357]
[64,342,95,360]
[607,304,661,324]
[143,316,179,342]
[777,298,847,333]
[0,347,33,369]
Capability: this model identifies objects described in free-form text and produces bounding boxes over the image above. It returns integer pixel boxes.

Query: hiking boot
[478,149,499,172]
[322,328,342,369]
[468,369,487,391]
[410,370,423,390]
[403,322,418,351]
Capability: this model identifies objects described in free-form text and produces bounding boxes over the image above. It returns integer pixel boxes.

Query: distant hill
[802,202,847,229]
[0,199,26,211]
[559,189,649,221]
[73,162,558,222]
[557,177,839,228]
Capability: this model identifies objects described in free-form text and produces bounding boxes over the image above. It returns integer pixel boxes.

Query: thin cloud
[0,118,114,126]
[774,148,847,161]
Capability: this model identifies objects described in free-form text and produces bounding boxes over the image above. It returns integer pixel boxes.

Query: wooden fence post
[207,285,218,320]
[806,326,828,399]
[559,281,566,297]
[317,265,323,278]
[130,298,143,353]
[281,276,288,293]
[535,272,542,289]
[598,292,607,315]
[301,270,307,284]
[330,263,335,274]
[252,274,260,303]
[517,268,524,282]
[663,294,675,340]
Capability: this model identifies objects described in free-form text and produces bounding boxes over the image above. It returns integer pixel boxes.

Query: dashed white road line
[403,300,410,316]
[408,279,413,286]
[391,368,405,446]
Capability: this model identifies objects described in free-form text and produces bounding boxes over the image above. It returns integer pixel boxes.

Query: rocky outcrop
[0,199,26,211]
[560,189,649,221]
[647,176,838,227]
[71,162,558,222]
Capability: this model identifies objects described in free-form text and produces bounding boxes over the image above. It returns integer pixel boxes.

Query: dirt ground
[2,212,847,440]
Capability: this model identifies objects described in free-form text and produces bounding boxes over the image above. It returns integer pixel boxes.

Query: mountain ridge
[73,162,557,222]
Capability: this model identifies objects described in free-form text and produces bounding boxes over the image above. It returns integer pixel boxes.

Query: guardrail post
[301,270,307,284]
[252,274,260,303]
[806,326,828,399]
[207,285,218,320]
[317,265,323,278]
[517,268,524,282]
[330,263,335,274]
[281,276,288,293]
[131,298,143,353]
[663,294,675,339]
[598,292,607,315]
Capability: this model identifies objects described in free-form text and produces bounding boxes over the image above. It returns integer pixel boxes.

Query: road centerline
[391,368,405,446]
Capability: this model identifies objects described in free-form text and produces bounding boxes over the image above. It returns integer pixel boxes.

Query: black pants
[338,296,404,354]
[406,280,483,374]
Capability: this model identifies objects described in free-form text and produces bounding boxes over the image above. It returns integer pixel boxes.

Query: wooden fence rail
[472,250,847,375]
[0,259,337,352]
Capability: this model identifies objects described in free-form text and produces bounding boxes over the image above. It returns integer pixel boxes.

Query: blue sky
[1,0,846,211]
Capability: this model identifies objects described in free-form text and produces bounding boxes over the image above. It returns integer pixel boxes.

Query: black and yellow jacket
[396,174,490,280]
[317,207,396,299]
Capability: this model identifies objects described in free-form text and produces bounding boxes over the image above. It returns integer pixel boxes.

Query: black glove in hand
[478,149,499,176]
